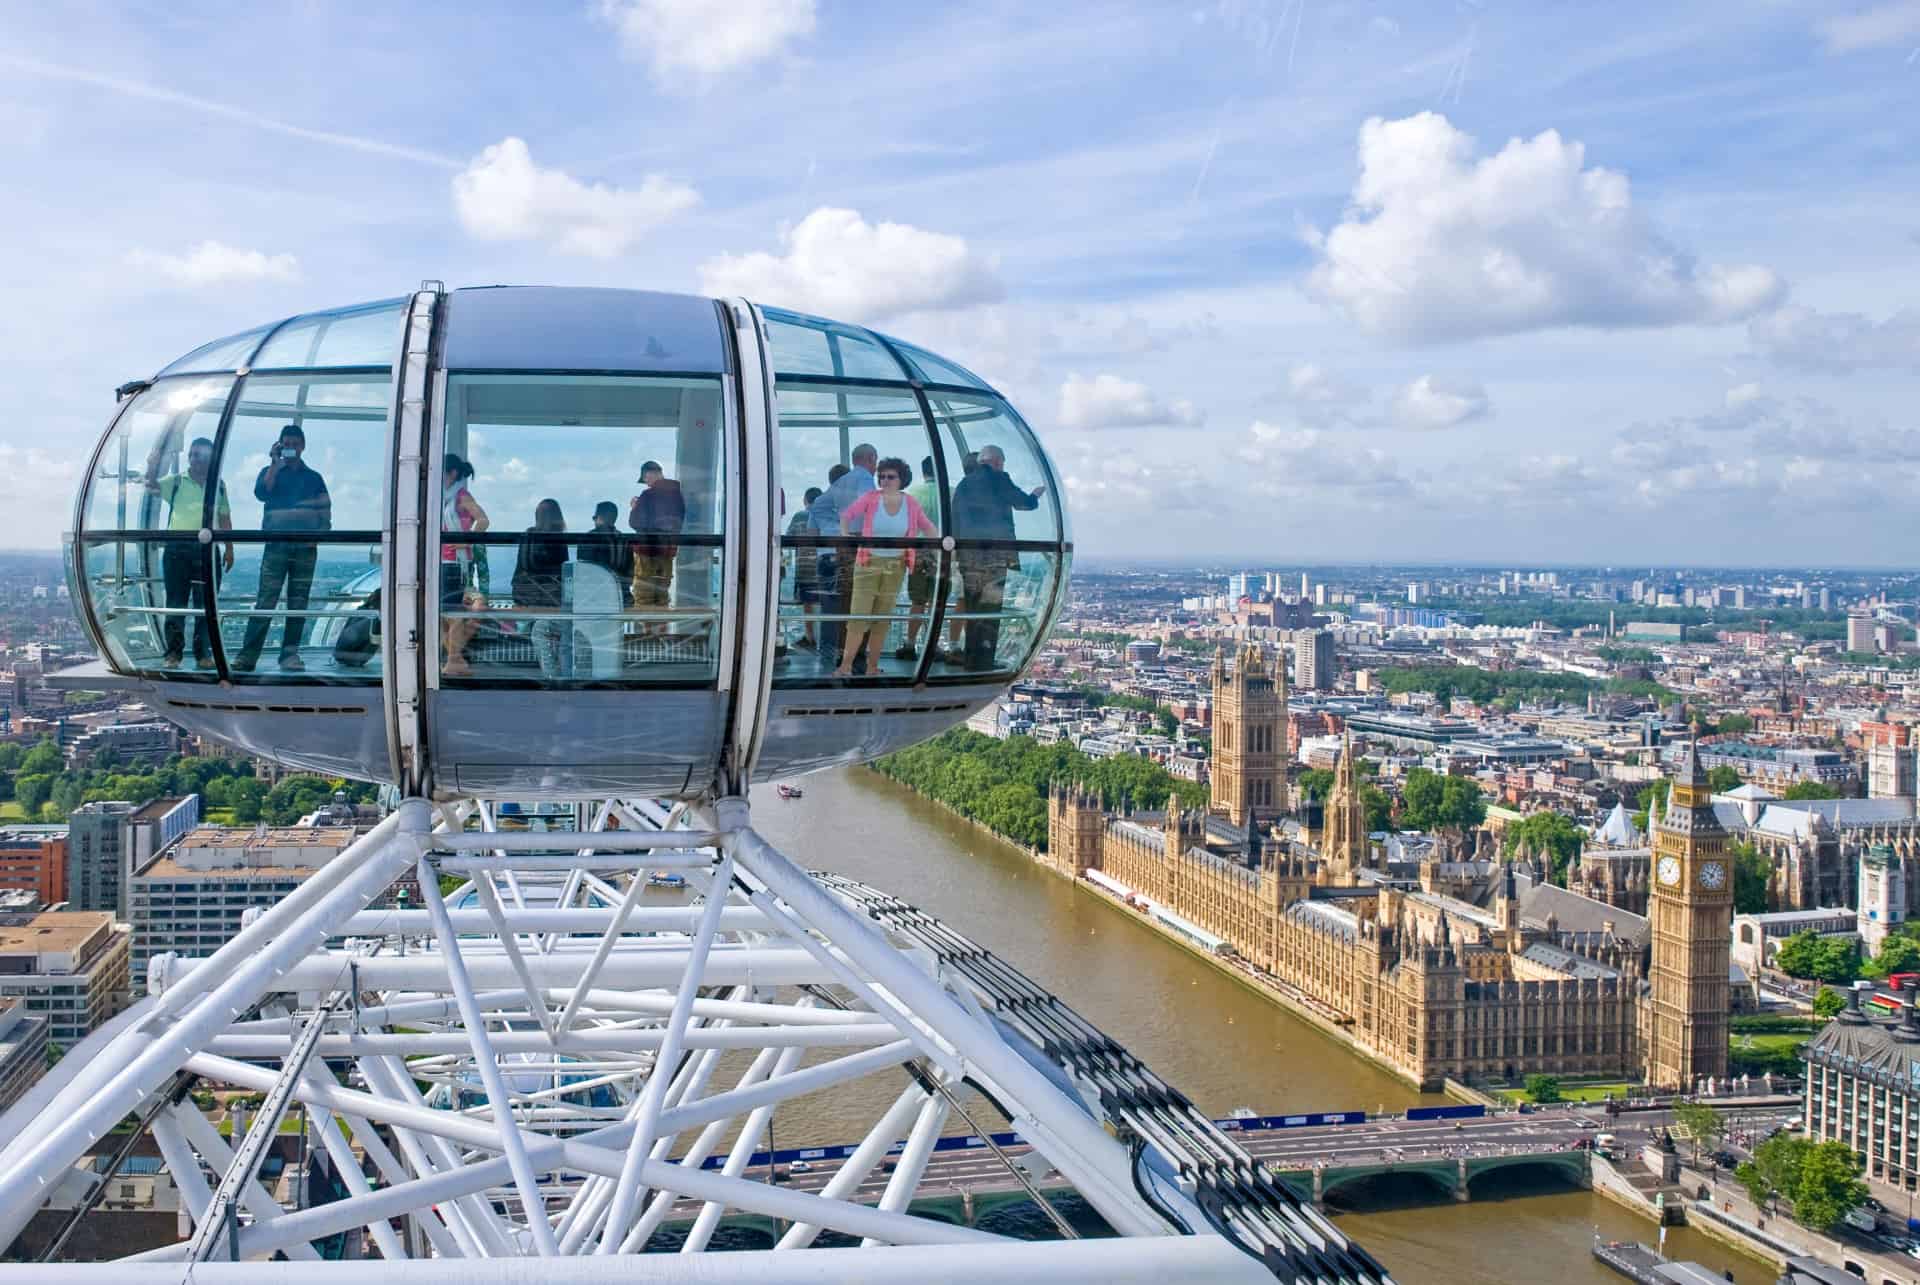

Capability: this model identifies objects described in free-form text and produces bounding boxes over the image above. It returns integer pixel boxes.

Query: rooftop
[136,858,325,881]
[0,911,114,959]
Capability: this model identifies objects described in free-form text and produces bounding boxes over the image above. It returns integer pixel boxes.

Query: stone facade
[1039,649,1707,1090]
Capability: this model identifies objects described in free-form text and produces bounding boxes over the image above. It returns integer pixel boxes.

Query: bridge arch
[1462,1152,1589,1197]
[1319,1165,1457,1208]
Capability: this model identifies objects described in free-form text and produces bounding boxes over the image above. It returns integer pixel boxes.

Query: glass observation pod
[64,286,1071,797]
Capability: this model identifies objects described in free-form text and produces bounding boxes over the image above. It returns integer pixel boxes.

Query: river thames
[748,767,1774,1284]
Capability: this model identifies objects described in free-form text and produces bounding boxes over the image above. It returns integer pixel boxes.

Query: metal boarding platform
[814,874,1393,1284]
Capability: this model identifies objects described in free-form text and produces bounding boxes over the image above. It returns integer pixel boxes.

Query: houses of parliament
[1046,646,1734,1091]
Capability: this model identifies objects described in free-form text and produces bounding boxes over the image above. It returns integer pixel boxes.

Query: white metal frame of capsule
[0,795,1397,1283]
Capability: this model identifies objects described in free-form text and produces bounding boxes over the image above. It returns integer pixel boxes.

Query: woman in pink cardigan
[835,456,938,678]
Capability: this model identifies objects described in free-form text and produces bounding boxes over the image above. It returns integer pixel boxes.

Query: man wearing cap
[627,461,685,620]
[144,434,234,668]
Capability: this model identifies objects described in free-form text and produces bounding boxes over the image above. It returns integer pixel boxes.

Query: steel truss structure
[0,796,1391,1284]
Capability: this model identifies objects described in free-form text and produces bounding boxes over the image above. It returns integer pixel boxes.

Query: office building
[128,826,380,984]
[0,911,130,1048]
[0,826,69,908]
[1848,612,1876,654]
[0,998,47,1112]
[65,801,131,916]
[1290,628,1335,692]
[1803,992,1920,1192]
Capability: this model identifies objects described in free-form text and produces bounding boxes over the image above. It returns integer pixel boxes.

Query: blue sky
[3,1,1917,564]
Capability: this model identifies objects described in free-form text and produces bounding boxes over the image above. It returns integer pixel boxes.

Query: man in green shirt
[145,435,233,668]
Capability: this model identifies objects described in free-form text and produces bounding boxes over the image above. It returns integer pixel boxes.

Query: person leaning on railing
[833,456,937,679]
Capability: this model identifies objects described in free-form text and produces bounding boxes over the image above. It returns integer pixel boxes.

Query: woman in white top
[835,456,937,678]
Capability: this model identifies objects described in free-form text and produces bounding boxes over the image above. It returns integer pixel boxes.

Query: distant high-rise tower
[1210,645,1286,828]
[1645,746,1733,1092]
[1290,628,1334,691]
[1320,735,1370,885]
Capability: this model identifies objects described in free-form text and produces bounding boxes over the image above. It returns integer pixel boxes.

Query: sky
[2,0,1917,566]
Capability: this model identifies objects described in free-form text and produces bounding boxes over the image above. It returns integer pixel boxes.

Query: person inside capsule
[952,443,1045,673]
[234,425,330,672]
[144,434,233,668]
[834,456,937,679]
[440,453,488,676]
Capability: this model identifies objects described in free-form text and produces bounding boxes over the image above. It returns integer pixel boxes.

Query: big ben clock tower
[1645,744,1733,1091]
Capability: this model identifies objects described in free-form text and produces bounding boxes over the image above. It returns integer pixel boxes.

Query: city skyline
[4,3,1916,563]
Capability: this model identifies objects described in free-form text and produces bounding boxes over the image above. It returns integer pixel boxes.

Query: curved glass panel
[880,336,992,391]
[929,549,1063,678]
[81,538,215,675]
[773,382,940,685]
[925,391,1060,544]
[762,310,907,381]
[82,378,233,534]
[252,299,405,369]
[219,373,392,533]
[156,325,274,377]
[215,540,383,678]
[439,374,726,687]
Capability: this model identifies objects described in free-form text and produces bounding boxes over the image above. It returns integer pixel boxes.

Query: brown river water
[742,767,1774,1284]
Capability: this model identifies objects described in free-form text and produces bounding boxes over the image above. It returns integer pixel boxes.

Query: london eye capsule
[66,286,1069,796]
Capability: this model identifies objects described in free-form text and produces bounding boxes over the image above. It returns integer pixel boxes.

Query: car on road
[790,1161,814,1173]
[1709,1149,1739,1168]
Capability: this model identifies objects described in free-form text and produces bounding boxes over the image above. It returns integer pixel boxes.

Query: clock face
[1657,856,1682,886]
[1699,860,1726,891]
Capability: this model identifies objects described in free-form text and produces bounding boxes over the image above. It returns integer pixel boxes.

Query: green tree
[1791,1140,1869,1231]
[0,743,22,773]
[1865,934,1920,980]
[1782,780,1842,801]
[13,774,53,813]
[1361,785,1394,834]
[1811,987,1846,1019]
[18,739,62,777]
[1737,1135,1866,1230]
[1715,714,1755,736]
[1705,765,1743,793]
[1672,1100,1725,1166]
[1502,811,1584,885]
[1773,930,1860,984]
[1523,1074,1562,1104]
[1295,768,1335,803]
[229,778,266,824]
[1401,769,1486,832]
[1733,843,1772,915]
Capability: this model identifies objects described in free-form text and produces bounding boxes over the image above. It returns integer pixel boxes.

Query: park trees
[1773,930,1860,985]
[1735,1135,1867,1230]
[1401,769,1486,833]
[1502,811,1584,885]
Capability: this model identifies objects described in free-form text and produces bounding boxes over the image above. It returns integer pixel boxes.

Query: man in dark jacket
[578,500,633,607]
[628,461,685,618]
[234,424,331,672]
[950,444,1045,671]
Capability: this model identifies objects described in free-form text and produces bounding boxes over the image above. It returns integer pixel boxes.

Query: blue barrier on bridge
[710,1112,1373,1169]
[1405,1104,1486,1121]
[1214,1111,1366,1132]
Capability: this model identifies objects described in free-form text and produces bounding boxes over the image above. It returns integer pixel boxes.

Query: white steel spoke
[0,791,1359,1280]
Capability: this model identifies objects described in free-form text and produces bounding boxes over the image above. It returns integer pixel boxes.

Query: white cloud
[1817,1,1920,52]
[699,207,1002,322]
[1305,112,1785,342]
[1390,374,1489,429]
[125,240,299,286]
[452,137,698,258]
[1724,381,1765,407]
[1286,362,1361,408]
[1748,304,1920,372]
[595,0,815,81]
[1056,372,1201,430]
[1240,422,1418,505]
